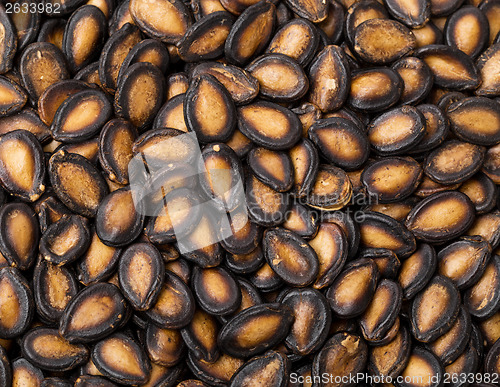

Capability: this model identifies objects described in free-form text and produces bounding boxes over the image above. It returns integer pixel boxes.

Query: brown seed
[21,327,88,371]
[354,19,416,65]
[326,258,379,318]
[307,164,352,211]
[410,275,460,343]
[220,207,262,255]
[0,267,34,339]
[217,303,293,358]
[345,0,389,45]
[181,308,220,362]
[248,147,293,192]
[145,323,185,366]
[405,191,475,243]
[360,247,402,279]
[12,358,43,386]
[410,104,449,154]
[289,138,319,198]
[129,0,192,44]
[59,283,127,343]
[0,6,17,73]
[153,94,188,132]
[0,130,45,202]
[480,0,500,45]
[459,173,497,214]
[397,347,443,387]
[307,45,350,113]
[384,0,430,27]
[466,212,500,249]
[392,57,434,105]
[91,333,151,385]
[229,350,289,387]
[187,352,244,386]
[398,244,437,300]
[226,246,265,274]
[49,150,109,217]
[476,42,500,97]
[0,108,51,144]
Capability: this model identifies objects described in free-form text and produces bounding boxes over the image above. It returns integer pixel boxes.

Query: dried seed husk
[59,283,127,343]
[129,0,192,44]
[0,75,27,117]
[246,53,308,103]
[33,259,79,323]
[91,333,151,385]
[0,108,51,144]
[464,254,500,320]
[118,242,164,311]
[263,227,319,287]
[415,44,480,90]
[410,104,449,154]
[282,202,319,240]
[360,248,401,279]
[476,42,500,97]
[0,5,17,74]
[178,12,234,62]
[21,327,89,371]
[190,61,259,105]
[62,5,107,73]
[20,42,70,104]
[49,150,109,217]
[224,1,276,66]
[399,243,437,300]
[459,173,497,214]
[467,212,500,249]
[447,97,500,146]
[348,67,403,113]
[392,57,434,105]
[307,45,350,113]
[359,211,416,258]
[0,267,34,339]
[485,337,500,375]
[185,75,236,143]
[307,164,352,211]
[114,62,166,129]
[146,271,195,329]
[0,343,10,386]
[220,208,262,255]
[190,0,227,20]
[228,350,289,387]
[98,23,142,93]
[410,275,460,343]
[0,202,39,272]
[397,347,443,387]
[345,0,389,45]
[74,375,118,386]
[289,138,319,198]
[226,246,265,275]
[326,258,379,318]
[217,303,293,358]
[444,325,481,383]
[0,130,45,202]
[384,0,430,27]
[37,18,66,49]
[361,157,422,203]
[405,191,475,243]
[280,288,331,355]
[427,306,471,366]
[483,143,500,184]
[353,19,416,65]
[51,88,112,143]
[414,175,461,198]
[247,147,293,192]
[145,323,185,366]
[11,358,44,386]
[312,332,368,383]
[181,308,220,363]
[187,352,244,386]
[266,19,319,66]
[77,227,121,285]
[317,0,345,45]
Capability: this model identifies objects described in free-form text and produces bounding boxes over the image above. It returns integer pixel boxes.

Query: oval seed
[361,157,422,203]
[410,104,449,154]
[0,130,45,202]
[38,18,66,49]
[248,147,293,192]
[12,358,44,386]
[312,333,368,383]
[62,5,107,73]
[226,246,264,275]
[229,350,289,387]
[280,288,331,355]
[326,258,379,318]
[384,0,430,27]
[59,283,127,343]
[0,267,34,339]
[181,308,219,362]
[0,5,17,74]
[410,275,461,343]
[190,61,259,105]
[307,164,352,211]
[220,207,262,255]
[397,347,443,387]
[185,74,236,143]
[307,45,350,113]
[392,57,434,105]
[459,173,497,214]
[224,1,276,66]
[145,323,185,367]
[368,325,411,378]
[49,150,109,217]
[476,43,500,97]
[0,108,51,143]
[20,42,70,103]
[467,212,500,249]
[405,191,475,243]
[283,202,318,240]
[289,138,319,198]
[348,67,403,112]
[114,62,166,129]
[217,303,293,358]
[308,118,369,171]
[129,0,192,44]
[415,44,480,90]
[21,327,88,371]
[398,244,437,300]
[246,53,308,102]
[51,89,112,143]
[91,333,151,385]
[0,76,27,117]
[266,19,319,66]
[118,242,164,311]
[368,105,426,156]
[447,97,500,146]
[345,0,389,45]
[153,94,188,132]
[0,202,39,270]
[187,352,244,386]
[354,19,416,65]
[464,255,500,320]
[178,12,234,62]
[263,227,319,287]
[146,271,195,328]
